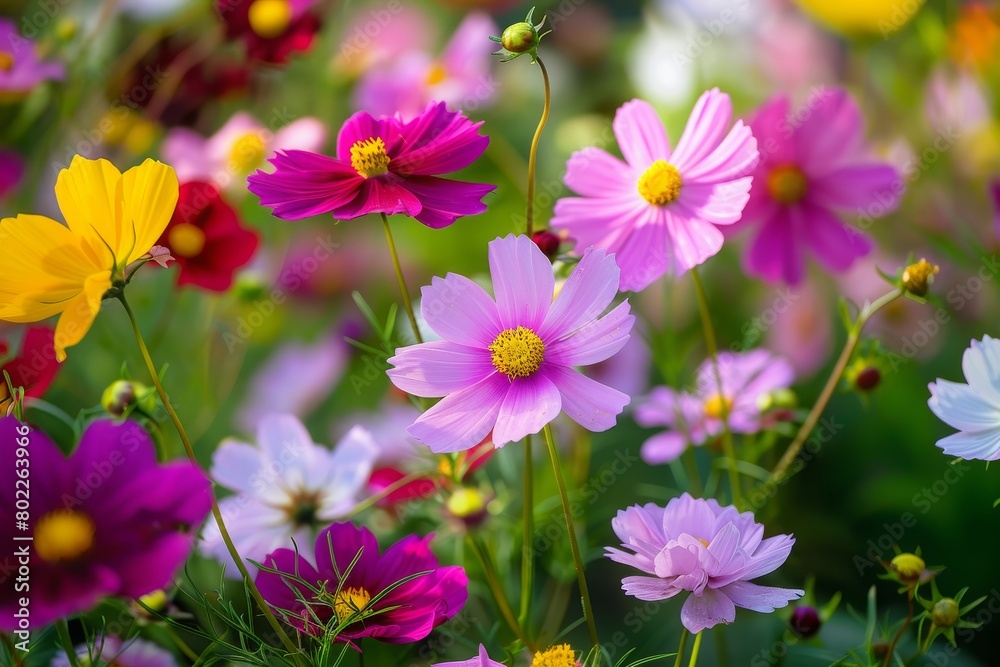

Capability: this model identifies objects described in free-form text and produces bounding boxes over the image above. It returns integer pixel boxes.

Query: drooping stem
[767,288,903,487]
[543,424,599,648]
[687,631,704,667]
[883,594,915,667]
[519,434,535,632]
[117,295,305,666]
[467,535,535,650]
[690,268,740,504]
[672,629,689,667]
[380,213,423,344]
[525,56,551,236]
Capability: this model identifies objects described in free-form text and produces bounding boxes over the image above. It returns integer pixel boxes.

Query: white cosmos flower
[200,414,378,576]
[928,335,1000,461]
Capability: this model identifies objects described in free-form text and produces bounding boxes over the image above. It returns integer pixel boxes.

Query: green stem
[519,434,535,632]
[883,595,914,667]
[55,619,83,667]
[681,448,703,496]
[766,288,903,487]
[714,625,731,667]
[380,213,423,344]
[467,535,535,650]
[2,633,25,667]
[687,631,703,667]
[690,268,740,504]
[164,625,200,662]
[525,56,551,236]
[543,425,599,648]
[117,295,305,666]
[672,629,689,667]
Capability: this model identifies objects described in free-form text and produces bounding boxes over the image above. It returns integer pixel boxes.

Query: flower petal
[720,581,803,613]
[248,150,363,220]
[488,234,554,330]
[613,99,671,168]
[963,336,1000,403]
[54,271,110,361]
[54,156,123,259]
[793,88,865,169]
[800,202,873,273]
[670,89,734,173]
[545,301,634,367]
[540,246,621,340]
[934,428,1000,461]
[491,372,562,446]
[564,147,635,197]
[680,588,736,633]
[392,102,490,176]
[544,364,629,432]
[388,341,494,398]
[420,273,501,346]
[407,374,509,453]
[621,575,683,601]
[928,379,1000,432]
[809,163,903,214]
[397,176,495,229]
[743,206,806,285]
[120,159,180,265]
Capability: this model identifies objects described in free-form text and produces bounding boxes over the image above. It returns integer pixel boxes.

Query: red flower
[0,327,59,413]
[158,182,259,292]
[216,0,321,64]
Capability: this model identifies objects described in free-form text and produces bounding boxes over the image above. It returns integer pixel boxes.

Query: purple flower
[927,335,1000,460]
[387,234,634,452]
[550,89,759,292]
[255,522,468,645]
[637,349,794,464]
[0,417,211,630]
[53,635,178,667]
[0,149,24,199]
[740,88,902,284]
[606,493,803,633]
[248,101,495,228]
[432,645,504,667]
[0,20,64,97]
[353,13,498,120]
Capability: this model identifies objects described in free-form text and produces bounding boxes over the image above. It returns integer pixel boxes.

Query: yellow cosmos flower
[795,0,924,36]
[0,156,178,362]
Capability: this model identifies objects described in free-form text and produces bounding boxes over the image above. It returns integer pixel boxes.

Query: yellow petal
[0,215,98,297]
[53,271,111,362]
[53,156,123,266]
[120,159,179,266]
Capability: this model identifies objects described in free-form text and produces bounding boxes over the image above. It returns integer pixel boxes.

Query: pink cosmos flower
[606,493,803,633]
[162,111,326,192]
[432,645,504,667]
[0,20,65,98]
[387,234,634,452]
[550,89,759,292]
[0,150,24,199]
[739,88,903,284]
[353,13,498,119]
[255,522,467,645]
[637,349,794,464]
[248,101,495,228]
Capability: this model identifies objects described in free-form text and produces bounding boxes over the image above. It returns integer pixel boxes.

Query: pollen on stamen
[333,586,372,624]
[637,160,683,206]
[350,137,391,178]
[489,326,545,379]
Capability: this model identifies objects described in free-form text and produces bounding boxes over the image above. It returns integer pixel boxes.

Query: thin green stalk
[525,56,551,236]
[883,595,914,667]
[543,425,599,648]
[519,434,535,632]
[2,632,25,667]
[690,268,740,504]
[55,619,83,667]
[467,535,535,650]
[117,296,305,666]
[714,626,730,667]
[164,625,199,662]
[672,629,689,667]
[687,631,703,667]
[681,448,703,496]
[380,213,423,344]
[766,288,903,486]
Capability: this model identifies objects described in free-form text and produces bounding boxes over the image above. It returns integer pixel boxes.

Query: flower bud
[855,366,881,391]
[248,0,292,39]
[890,553,926,582]
[501,22,537,54]
[446,487,488,527]
[872,642,890,660]
[102,380,155,417]
[932,598,960,627]
[902,258,939,297]
[790,605,822,638]
[532,229,561,261]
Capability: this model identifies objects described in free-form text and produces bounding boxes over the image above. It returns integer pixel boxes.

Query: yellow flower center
[0,51,15,71]
[248,0,292,38]
[446,487,487,518]
[532,644,577,667]
[34,510,96,563]
[168,223,206,258]
[334,586,372,624]
[637,160,682,206]
[230,132,268,175]
[703,393,732,420]
[489,326,545,379]
[350,137,391,178]
[426,63,448,85]
[767,164,808,204]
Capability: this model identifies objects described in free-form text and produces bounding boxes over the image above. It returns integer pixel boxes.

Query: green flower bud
[932,598,960,627]
[101,380,154,416]
[501,22,537,54]
[891,553,926,582]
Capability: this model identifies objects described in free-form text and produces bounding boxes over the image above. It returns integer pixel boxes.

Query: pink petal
[793,88,865,169]
[809,163,903,214]
[641,431,689,464]
[622,575,683,601]
[441,13,498,76]
[388,341,494,398]
[800,202,873,273]
[392,102,489,175]
[664,208,725,273]
[546,301,633,367]
[670,89,734,173]
[676,177,753,226]
[491,373,562,446]
[747,95,797,167]
[545,364,629,432]
[613,210,670,292]
[551,195,645,252]
[334,177,423,219]
[680,120,759,184]
[613,99,671,167]
[247,150,362,220]
[743,206,805,285]
[720,581,802,612]
[336,111,399,162]
[680,588,736,633]
[488,234,554,330]
[421,273,501,346]
[539,246,621,340]
[397,176,495,229]
[408,374,509,453]
[272,117,328,156]
[564,147,635,197]
[162,129,212,183]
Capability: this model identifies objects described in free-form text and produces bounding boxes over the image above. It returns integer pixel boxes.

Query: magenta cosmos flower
[255,521,467,644]
[432,645,504,667]
[606,493,802,633]
[0,417,211,630]
[387,234,634,452]
[637,349,794,464]
[248,101,495,228]
[739,88,902,284]
[550,89,759,292]
[0,20,64,99]
[0,149,24,199]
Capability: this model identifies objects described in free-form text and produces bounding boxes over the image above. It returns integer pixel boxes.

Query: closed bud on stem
[890,553,926,583]
[501,22,537,54]
[790,605,822,638]
[932,598,960,627]
[902,258,939,297]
